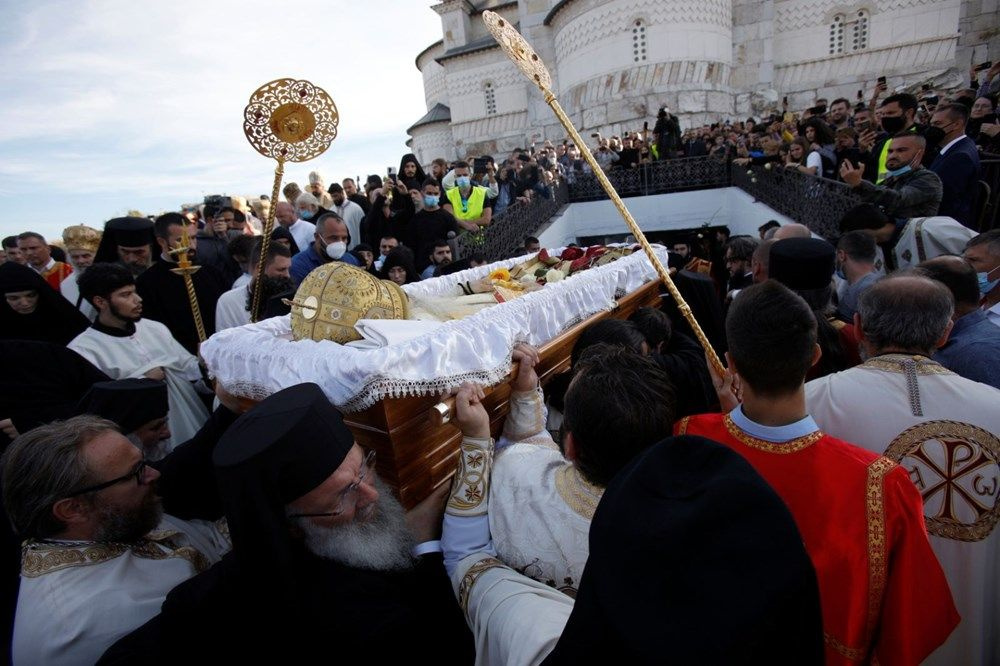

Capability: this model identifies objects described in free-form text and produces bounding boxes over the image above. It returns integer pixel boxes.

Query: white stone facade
[408,0,999,164]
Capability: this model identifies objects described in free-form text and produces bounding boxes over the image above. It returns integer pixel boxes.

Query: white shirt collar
[30,257,56,274]
[938,134,968,156]
[729,405,819,443]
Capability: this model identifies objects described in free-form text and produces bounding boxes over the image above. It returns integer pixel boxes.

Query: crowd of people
[0,66,998,665]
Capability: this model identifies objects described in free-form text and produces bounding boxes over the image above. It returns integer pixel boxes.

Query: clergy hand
[406,482,449,543]
[144,367,166,381]
[510,343,540,392]
[707,353,742,412]
[0,418,18,440]
[454,382,490,439]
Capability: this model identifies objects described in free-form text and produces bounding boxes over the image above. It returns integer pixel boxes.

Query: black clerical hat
[768,238,836,291]
[94,216,158,264]
[77,378,168,433]
[543,436,823,664]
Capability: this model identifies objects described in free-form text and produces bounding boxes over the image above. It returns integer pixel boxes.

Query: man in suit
[928,103,982,229]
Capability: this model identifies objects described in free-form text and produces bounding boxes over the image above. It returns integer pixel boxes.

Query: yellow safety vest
[446,186,487,221]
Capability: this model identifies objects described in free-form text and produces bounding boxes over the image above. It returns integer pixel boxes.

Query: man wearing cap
[77,378,172,460]
[680,281,958,665]
[103,382,474,662]
[442,380,823,664]
[60,224,102,320]
[94,217,158,277]
[806,274,1000,665]
[3,410,232,665]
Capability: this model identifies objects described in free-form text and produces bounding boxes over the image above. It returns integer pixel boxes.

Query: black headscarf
[270,225,300,256]
[77,378,168,433]
[0,262,89,345]
[212,382,354,606]
[397,153,427,191]
[543,435,823,665]
[94,216,158,264]
[377,246,420,284]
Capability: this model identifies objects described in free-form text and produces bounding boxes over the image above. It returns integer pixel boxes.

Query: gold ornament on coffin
[243,79,338,162]
[287,263,409,344]
[242,77,338,323]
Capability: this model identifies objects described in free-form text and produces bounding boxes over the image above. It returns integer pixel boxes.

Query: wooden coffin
[343,278,664,508]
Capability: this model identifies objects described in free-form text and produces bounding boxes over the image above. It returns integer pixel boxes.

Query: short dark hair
[16,232,45,244]
[967,229,1000,256]
[571,319,647,367]
[892,132,926,148]
[726,281,818,397]
[203,204,220,220]
[1,236,17,250]
[830,97,850,109]
[453,161,470,170]
[628,307,672,351]
[837,230,877,263]
[153,212,186,240]
[431,239,450,250]
[857,276,954,354]
[916,257,981,307]
[327,182,344,194]
[525,236,540,245]
[725,236,758,262]
[758,220,780,234]
[934,103,969,125]
[422,178,440,190]
[562,344,676,486]
[249,238,292,268]
[881,93,918,113]
[839,203,891,233]
[227,234,257,261]
[77,262,135,305]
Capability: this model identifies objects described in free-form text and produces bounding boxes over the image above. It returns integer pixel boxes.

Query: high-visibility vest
[446,186,487,221]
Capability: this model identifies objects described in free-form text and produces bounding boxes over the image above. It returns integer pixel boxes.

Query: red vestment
[677,413,958,665]
[41,261,73,291]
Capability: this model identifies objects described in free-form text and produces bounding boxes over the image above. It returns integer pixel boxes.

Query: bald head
[773,223,811,240]
[857,275,954,356]
[916,256,981,312]
[275,201,296,226]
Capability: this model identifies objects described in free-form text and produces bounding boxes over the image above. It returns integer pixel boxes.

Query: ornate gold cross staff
[482,11,724,377]
[169,229,207,344]
[243,78,339,321]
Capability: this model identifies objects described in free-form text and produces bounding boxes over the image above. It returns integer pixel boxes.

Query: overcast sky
[0,0,442,242]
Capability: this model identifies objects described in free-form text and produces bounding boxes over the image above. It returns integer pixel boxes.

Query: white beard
[297,477,416,572]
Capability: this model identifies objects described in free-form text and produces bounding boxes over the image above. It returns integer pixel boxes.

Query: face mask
[978,266,1000,296]
[423,195,439,208]
[887,165,912,179]
[835,264,847,281]
[325,241,347,260]
[299,209,314,220]
[880,116,906,134]
[456,176,471,189]
[923,125,949,146]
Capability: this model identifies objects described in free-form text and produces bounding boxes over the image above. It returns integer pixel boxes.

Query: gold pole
[251,158,284,322]
[482,12,724,377]
[169,232,207,344]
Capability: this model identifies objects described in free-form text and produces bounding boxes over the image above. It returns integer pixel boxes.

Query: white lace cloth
[200,246,667,412]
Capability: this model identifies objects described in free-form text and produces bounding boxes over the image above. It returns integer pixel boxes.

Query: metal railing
[566,156,731,202]
[454,182,569,262]
[979,154,999,232]
[730,163,862,240]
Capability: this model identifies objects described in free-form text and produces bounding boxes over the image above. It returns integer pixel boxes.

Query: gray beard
[297,477,416,572]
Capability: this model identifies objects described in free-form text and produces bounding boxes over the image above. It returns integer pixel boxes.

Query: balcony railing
[566,156,731,202]
[454,182,569,262]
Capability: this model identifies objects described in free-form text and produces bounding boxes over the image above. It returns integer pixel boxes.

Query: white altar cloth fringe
[199,246,667,412]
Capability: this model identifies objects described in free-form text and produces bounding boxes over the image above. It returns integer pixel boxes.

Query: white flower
[545,269,564,283]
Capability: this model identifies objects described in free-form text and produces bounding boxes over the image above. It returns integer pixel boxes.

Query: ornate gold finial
[243,78,339,163]
[61,224,102,254]
[482,12,552,94]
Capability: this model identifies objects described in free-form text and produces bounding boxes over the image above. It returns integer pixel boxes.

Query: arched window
[484,82,497,116]
[631,18,647,63]
[829,14,845,55]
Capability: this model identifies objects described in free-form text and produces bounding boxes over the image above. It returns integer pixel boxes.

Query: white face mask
[325,241,347,260]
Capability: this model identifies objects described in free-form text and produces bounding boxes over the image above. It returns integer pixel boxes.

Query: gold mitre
[289,263,409,343]
[62,224,102,253]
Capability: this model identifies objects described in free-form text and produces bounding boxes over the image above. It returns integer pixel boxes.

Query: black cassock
[135,260,228,355]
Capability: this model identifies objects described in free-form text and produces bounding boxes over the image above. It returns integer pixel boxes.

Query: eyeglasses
[289,449,377,519]
[66,459,149,497]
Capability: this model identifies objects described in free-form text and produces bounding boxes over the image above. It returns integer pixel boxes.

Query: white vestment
[287,219,316,252]
[231,272,251,291]
[452,554,573,666]
[492,387,601,594]
[332,199,366,250]
[68,320,210,449]
[59,272,96,320]
[12,515,230,665]
[215,284,250,332]
[806,355,1000,666]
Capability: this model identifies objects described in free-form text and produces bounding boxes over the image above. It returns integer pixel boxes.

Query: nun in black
[101,383,473,663]
[0,262,89,345]
[398,152,428,191]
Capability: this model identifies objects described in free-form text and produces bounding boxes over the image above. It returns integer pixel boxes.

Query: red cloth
[677,413,959,665]
[41,261,73,291]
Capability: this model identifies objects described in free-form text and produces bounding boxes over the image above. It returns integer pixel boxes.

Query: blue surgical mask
[886,165,912,179]
[835,265,847,281]
[978,265,1000,296]
[423,195,439,208]
[299,209,314,220]
[456,176,471,189]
